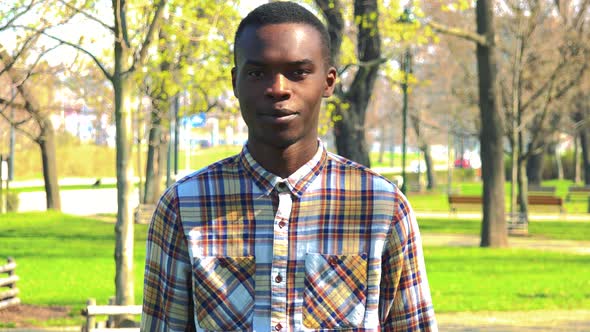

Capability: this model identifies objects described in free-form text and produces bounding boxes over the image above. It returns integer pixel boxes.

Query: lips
[259,109,298,124]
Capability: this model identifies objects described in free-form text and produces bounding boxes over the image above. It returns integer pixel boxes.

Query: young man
[141,2,436,331]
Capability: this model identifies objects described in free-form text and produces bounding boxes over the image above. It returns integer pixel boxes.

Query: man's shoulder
[326,152,398,191]
[174,154,242,186]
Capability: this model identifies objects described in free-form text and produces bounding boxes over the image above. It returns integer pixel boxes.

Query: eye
[291,69,310,79]
[247,70,264,78]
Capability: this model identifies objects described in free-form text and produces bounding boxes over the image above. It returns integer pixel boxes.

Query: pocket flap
[193,256,255,331]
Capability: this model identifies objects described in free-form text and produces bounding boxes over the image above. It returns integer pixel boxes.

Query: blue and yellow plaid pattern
[141,142,437,331]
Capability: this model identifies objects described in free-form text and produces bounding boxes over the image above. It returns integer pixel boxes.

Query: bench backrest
[568,186,590,193]
[527,195,562,205]
[448,195,482,204]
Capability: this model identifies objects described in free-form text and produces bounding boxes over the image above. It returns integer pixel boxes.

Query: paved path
[17,188,139,216]
[436,309,590,331]
[423,233,590,255]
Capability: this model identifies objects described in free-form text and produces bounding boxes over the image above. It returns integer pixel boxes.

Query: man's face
[232,23,336,151]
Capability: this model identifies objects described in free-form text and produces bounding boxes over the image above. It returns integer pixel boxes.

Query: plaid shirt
[141,142,436,331]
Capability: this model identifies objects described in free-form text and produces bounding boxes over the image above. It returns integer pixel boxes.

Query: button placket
[271,186,291,330]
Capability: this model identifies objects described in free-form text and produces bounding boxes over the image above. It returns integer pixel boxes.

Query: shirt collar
[239,140,328,198]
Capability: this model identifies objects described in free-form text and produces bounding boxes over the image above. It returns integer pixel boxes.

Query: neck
[247,139,319,178]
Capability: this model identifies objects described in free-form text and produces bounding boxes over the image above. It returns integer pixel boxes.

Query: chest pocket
[303,253,368,329]
[192,256,255,331]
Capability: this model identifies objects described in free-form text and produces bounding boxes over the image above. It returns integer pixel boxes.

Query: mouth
[259,109,298,124]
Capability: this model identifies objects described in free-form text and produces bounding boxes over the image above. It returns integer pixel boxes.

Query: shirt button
[278,221,286,228]
[277,182,287,191]
[275,274,283,283]
[275,323,283,331]
[328,256,339,266]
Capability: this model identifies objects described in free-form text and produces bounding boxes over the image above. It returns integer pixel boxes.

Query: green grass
[406,180,590,214]
[417,218,590,241]
[13,142,117,180]
[0,212,147,326]
[181,145,242,170]
[0,212,589,327]
[426,247,590,312]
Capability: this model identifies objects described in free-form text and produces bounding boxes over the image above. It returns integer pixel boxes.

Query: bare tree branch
[425,19,488,46]
[0,0,40,32]
[0,23,51,76]
[57,0,115,32]
[0,108,37,141]
[13,25,113,81]
[130,0,168,73]
[12,43,64,89]
[0,97,23,110]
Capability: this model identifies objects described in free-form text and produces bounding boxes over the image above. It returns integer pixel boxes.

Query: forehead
[235,23,325,65]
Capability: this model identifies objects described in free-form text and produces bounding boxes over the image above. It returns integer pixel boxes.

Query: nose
[265,73,291,100]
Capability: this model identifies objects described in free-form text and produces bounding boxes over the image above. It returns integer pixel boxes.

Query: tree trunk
[581,127,590,185]
[476,0,507,247]
[516,156,529,220]
[526,143,545,186]
[38,119,61,211]
[421,144,436,190]
[155,138,168,197]
[574,133,581,183]
[317,0,381,168]
[112,0,135,307]
[333,107,371,166]
[412,112,434,190]
[0,48,61,211]
[377,126,386,164]
[554,145,563,180]
[113,73,135,307]
[143,108,162,204]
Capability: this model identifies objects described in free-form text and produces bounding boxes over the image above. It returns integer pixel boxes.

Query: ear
[323,66,337,98]
[231,67,238,98]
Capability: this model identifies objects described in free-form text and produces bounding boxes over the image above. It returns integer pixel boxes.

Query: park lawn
[417,218,590,241]
[0,212,589,326]
[183,145,242,170]
[406,179,589,214]
[426,246,590,312]
[0,212,148,327]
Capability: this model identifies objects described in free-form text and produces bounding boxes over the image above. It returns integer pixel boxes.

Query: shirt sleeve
[141,186,195,332]
[379,190,437,331]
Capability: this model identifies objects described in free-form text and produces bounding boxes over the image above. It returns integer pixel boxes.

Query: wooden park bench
[565,186,590,202]
[527,185,556,196]
[81,297,141,332]
[133,204,156,224]
[0,257,20,310]
[524,195,565,214]
[448,194,565,214]
[448,195,482,213]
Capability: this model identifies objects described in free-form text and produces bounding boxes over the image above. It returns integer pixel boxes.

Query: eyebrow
[244,59,315,66]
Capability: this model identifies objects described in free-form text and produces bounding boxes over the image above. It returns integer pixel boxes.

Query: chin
[257,134,300,150]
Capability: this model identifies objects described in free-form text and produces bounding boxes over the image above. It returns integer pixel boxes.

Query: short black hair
[234,1,332,66]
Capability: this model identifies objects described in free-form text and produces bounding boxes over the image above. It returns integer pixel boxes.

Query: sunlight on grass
[0,212,147,326]
[426,247,590,312]
[1,211,588,322]
[417,218,590,241]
